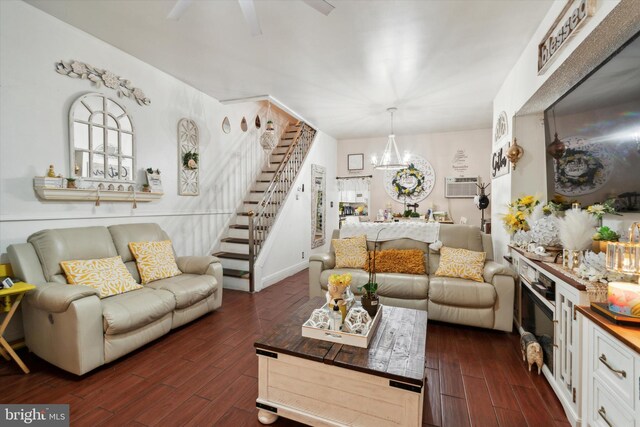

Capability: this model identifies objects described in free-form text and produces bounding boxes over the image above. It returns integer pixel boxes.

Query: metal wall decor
[383,154,435,203]
[222,117,231,134]
[56,60,150,106]
[178,118,200,196]
[494,111,508,142]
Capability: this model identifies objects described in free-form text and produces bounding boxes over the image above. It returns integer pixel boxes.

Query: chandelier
[371,107,409,170]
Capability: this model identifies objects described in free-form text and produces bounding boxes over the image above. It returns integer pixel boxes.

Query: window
[70,93,135,182]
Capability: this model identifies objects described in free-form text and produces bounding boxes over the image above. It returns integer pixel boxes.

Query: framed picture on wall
[347,153,364,171]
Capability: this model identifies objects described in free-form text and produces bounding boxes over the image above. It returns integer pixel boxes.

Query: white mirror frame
[69,92,136,183]
[311,164,326,249]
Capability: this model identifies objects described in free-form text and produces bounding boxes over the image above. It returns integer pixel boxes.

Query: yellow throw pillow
[61,256,142,298]
[434,247,486,282]
[364,249,426,275]
[128,240,182,284]
[332,235,368,269]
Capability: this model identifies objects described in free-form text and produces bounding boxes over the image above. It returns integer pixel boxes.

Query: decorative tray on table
[301,303,383,348]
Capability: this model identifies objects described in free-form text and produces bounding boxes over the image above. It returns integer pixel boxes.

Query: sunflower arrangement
[502,195,540,234]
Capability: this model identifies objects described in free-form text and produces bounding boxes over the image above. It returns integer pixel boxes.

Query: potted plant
[592,226,620,253]
[359,229,384,317]
[142,183,151,193]
[66,177,76,189]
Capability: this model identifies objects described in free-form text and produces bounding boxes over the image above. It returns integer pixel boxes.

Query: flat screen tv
[545,32,640,212]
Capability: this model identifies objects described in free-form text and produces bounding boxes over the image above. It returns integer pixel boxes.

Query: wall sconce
[506,138,524,170]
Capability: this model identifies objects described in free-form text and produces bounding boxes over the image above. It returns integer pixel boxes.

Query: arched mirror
[69,93,135,182]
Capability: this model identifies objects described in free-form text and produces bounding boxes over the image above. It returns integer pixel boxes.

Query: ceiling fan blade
[167,0,193,20]
[301,0,335,16]
[238,0,262,37]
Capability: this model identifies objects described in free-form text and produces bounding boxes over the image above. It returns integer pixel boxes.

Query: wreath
[391,164,425,199]
[182,151,199,170]
[556,148,603,188]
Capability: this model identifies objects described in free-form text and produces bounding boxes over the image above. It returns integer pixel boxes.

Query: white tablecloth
[340,221,440,243]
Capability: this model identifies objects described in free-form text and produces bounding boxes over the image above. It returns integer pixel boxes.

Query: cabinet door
[556,291,578,409]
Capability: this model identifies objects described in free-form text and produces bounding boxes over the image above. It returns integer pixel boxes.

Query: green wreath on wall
[391,164,425,199]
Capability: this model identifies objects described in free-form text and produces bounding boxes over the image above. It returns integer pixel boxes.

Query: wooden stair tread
[223,268,250,279]
[221,238,249,244]
[229,224,268,230]
[213,252,251,260]
[243,201,259,204]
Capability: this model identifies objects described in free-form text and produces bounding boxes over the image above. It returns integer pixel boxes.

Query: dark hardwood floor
[0,269,569,426]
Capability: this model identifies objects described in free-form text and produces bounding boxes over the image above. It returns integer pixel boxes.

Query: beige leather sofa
[7,223,223,375]
[309,225,515,332]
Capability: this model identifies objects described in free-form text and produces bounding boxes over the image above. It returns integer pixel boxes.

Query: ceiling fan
[167,0,335,36]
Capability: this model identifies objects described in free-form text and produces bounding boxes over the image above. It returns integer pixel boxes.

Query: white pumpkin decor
[530,215,561,247]
[512,230,532,249]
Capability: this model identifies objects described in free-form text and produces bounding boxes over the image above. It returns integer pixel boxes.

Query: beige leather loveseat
[309,224,515,332]
[7,223,222,375]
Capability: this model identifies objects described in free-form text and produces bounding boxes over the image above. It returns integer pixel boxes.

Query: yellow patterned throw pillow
[128,240,182,284]
[332,235,368,269]
[434,247,486,283]
[61,256,142,298]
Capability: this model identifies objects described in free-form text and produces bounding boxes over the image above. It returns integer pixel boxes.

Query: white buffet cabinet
[580,311,640,427]
[511,249,590,427]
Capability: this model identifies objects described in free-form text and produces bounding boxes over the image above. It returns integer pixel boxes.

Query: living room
[1,0,639,426]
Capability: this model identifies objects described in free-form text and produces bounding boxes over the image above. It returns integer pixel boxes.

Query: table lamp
[595,222,640,324]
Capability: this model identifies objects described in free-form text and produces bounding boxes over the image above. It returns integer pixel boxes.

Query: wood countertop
[577,305,640,354]
[510,247,587,291]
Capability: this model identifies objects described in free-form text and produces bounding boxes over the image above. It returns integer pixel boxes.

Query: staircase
[214,121,317,291]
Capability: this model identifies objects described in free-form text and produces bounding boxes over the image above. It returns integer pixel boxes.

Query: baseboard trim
[260,261,308,289]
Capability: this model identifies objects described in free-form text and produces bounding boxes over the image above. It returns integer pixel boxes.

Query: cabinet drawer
[590,378,636,427]
[593,327,635,407]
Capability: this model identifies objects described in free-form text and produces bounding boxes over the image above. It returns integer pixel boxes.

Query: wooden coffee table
[254,297,428,426]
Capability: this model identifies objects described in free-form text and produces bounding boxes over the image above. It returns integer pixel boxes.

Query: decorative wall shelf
[34,186,162,203]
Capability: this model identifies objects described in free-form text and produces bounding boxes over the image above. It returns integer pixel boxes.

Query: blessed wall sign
[538,0,595,74]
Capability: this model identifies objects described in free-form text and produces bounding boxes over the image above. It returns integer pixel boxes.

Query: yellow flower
[520,195,535,206]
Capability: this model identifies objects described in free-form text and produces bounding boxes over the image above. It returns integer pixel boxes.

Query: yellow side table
[0,264,35,374]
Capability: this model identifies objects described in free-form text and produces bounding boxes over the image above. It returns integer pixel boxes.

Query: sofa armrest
[309,253,335,270]
[176,256,220,275]
[309,253,335,298]
[26,282,99,313]
[483,261,516,284]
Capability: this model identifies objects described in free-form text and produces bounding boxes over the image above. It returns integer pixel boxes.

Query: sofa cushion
[429,276,496,308]
[365,249,426,274]
[320,269,429,300]
[146,273,217,309]
[332,235,368,269]
[129,240,182,284]
[430,225,485,273]
[435,247,486,282]
[108,223,172,263]
[101,287,175,335]
[28,226,117,282]
[60,256,142,298]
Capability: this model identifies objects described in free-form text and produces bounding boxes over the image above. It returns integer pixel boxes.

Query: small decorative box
[33,176,63,188]
[302,303,383,348]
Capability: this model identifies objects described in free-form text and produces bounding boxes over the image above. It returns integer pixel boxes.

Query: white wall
[338,129,492,227]
[0,1,283,261]
[490,0,639,263]
[257,131,339,290]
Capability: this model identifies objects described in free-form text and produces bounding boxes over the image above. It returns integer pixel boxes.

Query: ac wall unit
[445,177,479,198]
